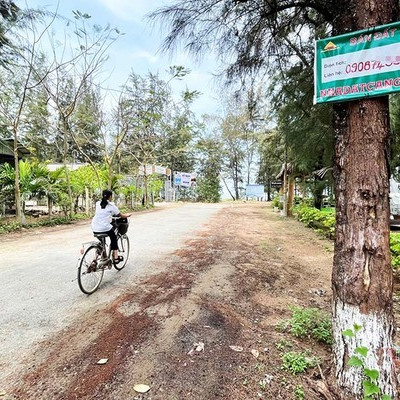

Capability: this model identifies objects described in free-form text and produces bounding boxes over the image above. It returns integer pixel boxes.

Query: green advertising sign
[314,21,400,104]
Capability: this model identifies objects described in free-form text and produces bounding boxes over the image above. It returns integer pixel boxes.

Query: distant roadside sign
[174,171,196,187]
[314,21,400,104]
[270,181,282,188]
[180,173,192,187]
[139,164,170,176]
[173,173,182,185]
[154,165,167,174]
[138,165,154,175]
[246,184,264,198]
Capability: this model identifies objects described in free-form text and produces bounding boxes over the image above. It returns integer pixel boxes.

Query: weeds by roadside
[282,351,318,374]
[278,306,332,345]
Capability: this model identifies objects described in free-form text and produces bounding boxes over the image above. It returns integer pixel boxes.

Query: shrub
[280,306,332,345]
[271,195,280,208]
[282,351,317,374]
[293,204,335,238]
[0,215,79,234]
[390,233,400,270]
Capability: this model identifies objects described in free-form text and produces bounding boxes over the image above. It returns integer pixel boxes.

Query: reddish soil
[6,203,361,399]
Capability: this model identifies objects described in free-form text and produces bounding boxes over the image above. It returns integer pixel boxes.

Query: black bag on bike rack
[115,217,129,235]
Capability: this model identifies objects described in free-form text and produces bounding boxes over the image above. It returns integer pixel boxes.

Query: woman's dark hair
[100,189,113,209]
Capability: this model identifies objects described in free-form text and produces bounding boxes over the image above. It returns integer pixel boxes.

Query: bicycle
[77,217,130,294]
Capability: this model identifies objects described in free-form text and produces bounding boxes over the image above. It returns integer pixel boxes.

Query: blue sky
[18,0,221,117]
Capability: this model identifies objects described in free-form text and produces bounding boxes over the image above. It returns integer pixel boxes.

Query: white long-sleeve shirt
[91,201,120,232]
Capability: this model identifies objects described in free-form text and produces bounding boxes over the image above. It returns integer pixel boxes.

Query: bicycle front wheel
[114,235,130,271]
[78,244,105,294]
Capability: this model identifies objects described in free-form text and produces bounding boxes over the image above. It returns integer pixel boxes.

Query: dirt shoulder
[8,202,336,400]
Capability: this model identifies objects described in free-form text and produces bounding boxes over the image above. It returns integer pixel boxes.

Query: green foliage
[196,137,222,203]
[269,64,334,204]
[271,195,280,208]
[294,211,400,271]
[390,233,400,270]
[294,204,335,238]
[280,306,332,345]
[275,338,293,351]
[196,177,221,202]
[281,351,317,375]
[0,216,78,234]
[257,129,284,193]
[70,165,101,194]
[295,384,304,400]
[147,176,164,200]
[342,326,392,400]
[0,159,66,211]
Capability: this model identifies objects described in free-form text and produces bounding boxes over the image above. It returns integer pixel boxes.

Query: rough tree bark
[332,1,399,397]
[12,130,23,224]
[287,176,294,217]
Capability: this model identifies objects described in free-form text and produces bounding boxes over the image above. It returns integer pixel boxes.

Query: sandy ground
[0,202,374,399]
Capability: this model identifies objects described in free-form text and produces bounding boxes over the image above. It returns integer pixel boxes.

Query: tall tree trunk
[62,118,73,218]
[287,176,294,217]
[107,163,113,190]
[12,133,23,224]
[85,187,90,215]
[332,1,399,398]
[313,180,323,210]
[282,158,288,217]
[144,174,148,206]
[48,197,53,218]
[234,161,240,200]
[222,176,235,200]
[266,178,271,201]
[333,97,396,399]
[74,196,79,213]
[301,174,307,202]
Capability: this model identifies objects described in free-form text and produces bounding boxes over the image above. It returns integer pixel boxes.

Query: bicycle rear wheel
[78,244,105,294]
[114,235,130,271]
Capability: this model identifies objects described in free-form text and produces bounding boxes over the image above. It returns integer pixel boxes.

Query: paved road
[0,203,225,384]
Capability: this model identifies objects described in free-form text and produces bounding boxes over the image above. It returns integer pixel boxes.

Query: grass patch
[279,306,332,345]
[281,351,317,374]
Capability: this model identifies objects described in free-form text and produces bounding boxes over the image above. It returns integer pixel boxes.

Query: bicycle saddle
[94,233,108,238]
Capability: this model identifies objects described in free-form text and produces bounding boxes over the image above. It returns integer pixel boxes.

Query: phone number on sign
[345,58,400,74]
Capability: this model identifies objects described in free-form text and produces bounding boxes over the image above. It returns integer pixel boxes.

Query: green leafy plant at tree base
[279,306,332,345]
[342,324,392,400]
[281,351,317,374]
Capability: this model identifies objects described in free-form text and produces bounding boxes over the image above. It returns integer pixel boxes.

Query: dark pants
[94,228,118,250]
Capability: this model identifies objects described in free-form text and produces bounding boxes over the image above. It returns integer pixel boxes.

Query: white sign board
[174,171,196,187]
[180,173,192,187]
[138,165,154,175]
[246,184,265,198]
[154,165,167,174]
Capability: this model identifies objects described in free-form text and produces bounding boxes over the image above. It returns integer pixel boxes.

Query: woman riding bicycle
[91,189,132,264]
